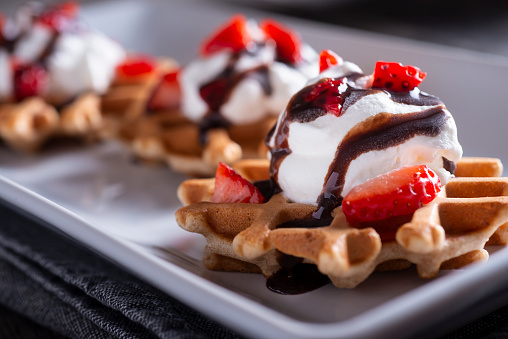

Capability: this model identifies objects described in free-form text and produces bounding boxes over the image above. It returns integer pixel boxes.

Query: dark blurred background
[232,0,508,58]
[3,0,508,58]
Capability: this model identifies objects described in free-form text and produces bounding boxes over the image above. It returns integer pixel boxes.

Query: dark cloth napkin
[0,200,241,339]
[2,198,508,339]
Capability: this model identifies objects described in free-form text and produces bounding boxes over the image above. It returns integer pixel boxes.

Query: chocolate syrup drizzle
[1,6,63,66]
[1,5,71,103]
[197,45,273,144]
[316,106,449,218]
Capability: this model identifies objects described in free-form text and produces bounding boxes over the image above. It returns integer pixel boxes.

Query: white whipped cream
[179,20,318,125]
[0,11,126,103]
[267,63,463,205]
[46,30,126,103]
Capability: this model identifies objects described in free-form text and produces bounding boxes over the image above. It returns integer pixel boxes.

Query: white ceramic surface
[1,1,508,338]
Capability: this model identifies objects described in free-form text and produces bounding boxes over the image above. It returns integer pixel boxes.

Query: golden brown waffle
[119,106,276,176]
[0,97,59,152]
[100,58,178,139]
[175,157,508,289]
[0,58,177,153]
[59,93,102,141]
[0,92,104,152]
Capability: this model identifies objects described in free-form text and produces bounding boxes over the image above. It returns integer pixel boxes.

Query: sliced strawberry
[304,77,346,117]
[211,162,265,204]
[260,19,302,64]
[146,70,181,111]
[342,165,441,224]
[13,63,48,101]
[116,56,156,77]
[371,61,426,92]
[38,1,79,30]
[319,49,342,73]
[0,12,5,30]
[200,15,251,56]
[0,13,6,43]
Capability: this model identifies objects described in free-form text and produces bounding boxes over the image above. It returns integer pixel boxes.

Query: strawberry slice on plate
[342,165,441,225]
[260,19,302,64]
[146,70,181,111]
[371,61,426,92]
[200,15,252,56]
[319,49,343,73]
[211,162,265,204]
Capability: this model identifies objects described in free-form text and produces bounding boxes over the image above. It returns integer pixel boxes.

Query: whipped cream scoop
[178,15,318,130]
[0,2,126,104]
[266,53,462,217]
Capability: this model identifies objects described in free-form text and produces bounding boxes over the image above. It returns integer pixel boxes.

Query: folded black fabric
[3,198,508,339]
[0,201,241,339]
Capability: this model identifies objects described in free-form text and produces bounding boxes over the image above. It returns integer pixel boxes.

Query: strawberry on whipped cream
[163,15,318,129]
[0,2,126,104]
[266,50,463,218]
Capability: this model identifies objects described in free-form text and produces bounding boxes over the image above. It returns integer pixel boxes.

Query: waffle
[0,97,59,152]
[0,58,176,153]
[100,58,178,139]
[59,93,102,141]
[119,104,276,176]
[175,157,508,289]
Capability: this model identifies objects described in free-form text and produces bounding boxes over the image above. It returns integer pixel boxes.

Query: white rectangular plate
[1,1,508,338]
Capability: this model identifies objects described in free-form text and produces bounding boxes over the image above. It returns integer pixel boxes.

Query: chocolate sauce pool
[267,252,330,294]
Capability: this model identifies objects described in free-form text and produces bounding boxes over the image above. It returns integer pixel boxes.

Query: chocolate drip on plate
[267,251,330,295]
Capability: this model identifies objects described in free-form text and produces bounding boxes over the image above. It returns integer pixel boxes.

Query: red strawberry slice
[116,56,156,77]
[211,162,265,204]
[319,49,342,73]
[0,14,6,44]
[304,77,346,117]
[342,165,441,224]
[0,13,5,27]
[146,70,181,111]
[260,19,302,64]
[200,15,251,56]
[38,1,79,30]
[13,63,48,101]
[371,61,426,92]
